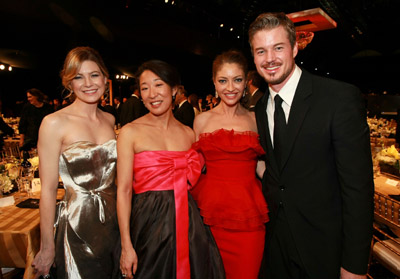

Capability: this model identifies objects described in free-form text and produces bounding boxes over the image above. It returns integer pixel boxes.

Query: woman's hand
[32,248,55,279]
[120,246,138,279]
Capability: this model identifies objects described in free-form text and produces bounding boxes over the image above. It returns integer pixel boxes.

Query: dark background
[0,0,399,116]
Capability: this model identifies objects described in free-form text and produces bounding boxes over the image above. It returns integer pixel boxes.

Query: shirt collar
[269,65,302,107]
[179,99,187,107]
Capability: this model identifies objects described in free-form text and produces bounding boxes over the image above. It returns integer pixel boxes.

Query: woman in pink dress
[117,60,224,279]
[191,50,269,279]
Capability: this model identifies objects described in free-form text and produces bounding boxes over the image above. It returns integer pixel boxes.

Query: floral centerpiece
[0,163,18,194]
[367,117,396,138]
[28,156,39,169]
[376,145,400,177]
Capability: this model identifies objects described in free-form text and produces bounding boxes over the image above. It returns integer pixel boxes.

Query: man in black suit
[173,86,195,128]
[250,13,374,279]
[119,85,148,127]
[242,70,265,111]
[113,96,122,126]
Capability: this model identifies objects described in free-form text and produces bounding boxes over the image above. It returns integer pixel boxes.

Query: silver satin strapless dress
[54,140,119,279]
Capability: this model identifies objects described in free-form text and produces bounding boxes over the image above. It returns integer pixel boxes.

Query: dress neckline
[62,139,116,154]
[135,149,194,156]
[198,128,258,138]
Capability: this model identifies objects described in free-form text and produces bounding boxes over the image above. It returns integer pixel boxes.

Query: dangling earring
[172,94,176,102]
[215,91,218,98]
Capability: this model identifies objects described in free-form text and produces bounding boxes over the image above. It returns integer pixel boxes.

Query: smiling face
[139,70,176,116]
[251,26,298,92]
[213,62,246,107]
[27,92,40,106]
[70,60,107,104]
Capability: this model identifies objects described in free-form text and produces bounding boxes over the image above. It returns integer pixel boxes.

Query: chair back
[371,192,400,277]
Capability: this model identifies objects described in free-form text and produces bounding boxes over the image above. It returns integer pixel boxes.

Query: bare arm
[117,126,138,278]
[32,115,63,278]
[340,267,366,279]
[256,160,266,179]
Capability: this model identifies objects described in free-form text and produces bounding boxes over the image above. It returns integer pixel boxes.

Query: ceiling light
[8,66,12,71]
[230,28,233,31]
[0,64,5,70]
[220,24,224,28]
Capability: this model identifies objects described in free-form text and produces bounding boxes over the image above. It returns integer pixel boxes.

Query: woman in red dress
[190,50,269,279]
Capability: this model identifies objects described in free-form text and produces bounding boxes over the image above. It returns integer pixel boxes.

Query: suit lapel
[280,71,313,171]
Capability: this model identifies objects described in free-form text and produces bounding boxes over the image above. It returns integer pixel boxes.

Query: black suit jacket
[255,69,374,277]
[248,89,264,111]
[119,95,148,127]
[174,100,195,128]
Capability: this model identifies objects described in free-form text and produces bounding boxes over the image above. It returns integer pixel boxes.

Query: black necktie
[274,95,286,167]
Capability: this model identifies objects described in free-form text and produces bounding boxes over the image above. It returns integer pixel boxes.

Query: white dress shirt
[267,65,302,146]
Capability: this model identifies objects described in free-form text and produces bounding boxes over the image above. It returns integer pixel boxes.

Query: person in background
[117,59,225,279]
[113,96,122,126]
[32,46,120,279]
[190,50,269,279]
[174,86,195,128]
[198,97,204,112]
[211,96,220,108]
[241,70,265,111]
[53,98,62,111]
[188,93,201,116]
[0,115,14,150]
[18,88,53,151]
[119,83,148,127]
[250,12,373,279]
[99,98,117,118]
[205,94,214,111]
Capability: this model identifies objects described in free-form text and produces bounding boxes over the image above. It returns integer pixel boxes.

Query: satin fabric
[55,140,119,279]
[130,149,225,279]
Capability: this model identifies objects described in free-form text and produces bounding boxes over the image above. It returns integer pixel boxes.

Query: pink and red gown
[130,149,225,279]
[191,129,269,279]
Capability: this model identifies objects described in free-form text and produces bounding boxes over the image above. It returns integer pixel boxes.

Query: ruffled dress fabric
[130,149,225,279]
[191,129,269,231]
[55,140,119,279]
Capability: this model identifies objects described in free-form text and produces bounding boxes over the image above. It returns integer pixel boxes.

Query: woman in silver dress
[32,46,119,279]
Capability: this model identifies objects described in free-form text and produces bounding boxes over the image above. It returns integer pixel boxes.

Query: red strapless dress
[191,129,269,279]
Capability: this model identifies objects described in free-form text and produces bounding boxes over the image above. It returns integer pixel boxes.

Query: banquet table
[374,173,400,238]
[374,173,400,196]
[370,136,397,148]
[0,190,64,279]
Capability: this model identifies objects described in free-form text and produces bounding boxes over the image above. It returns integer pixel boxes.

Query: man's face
[251,26,298,92]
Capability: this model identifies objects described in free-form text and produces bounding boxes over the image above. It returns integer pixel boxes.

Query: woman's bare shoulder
[41,109,69,129]
[193,110,215,133]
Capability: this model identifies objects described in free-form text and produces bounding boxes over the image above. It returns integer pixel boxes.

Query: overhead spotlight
[0,64,5,70]
[116,74,120,79]
[171,0,175,4]
[237,35,240,39]
[220,24,224,28]
[165,0,168,3]
[314,67,318,71]
[230,28,233,31]
[8,66,12,71]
